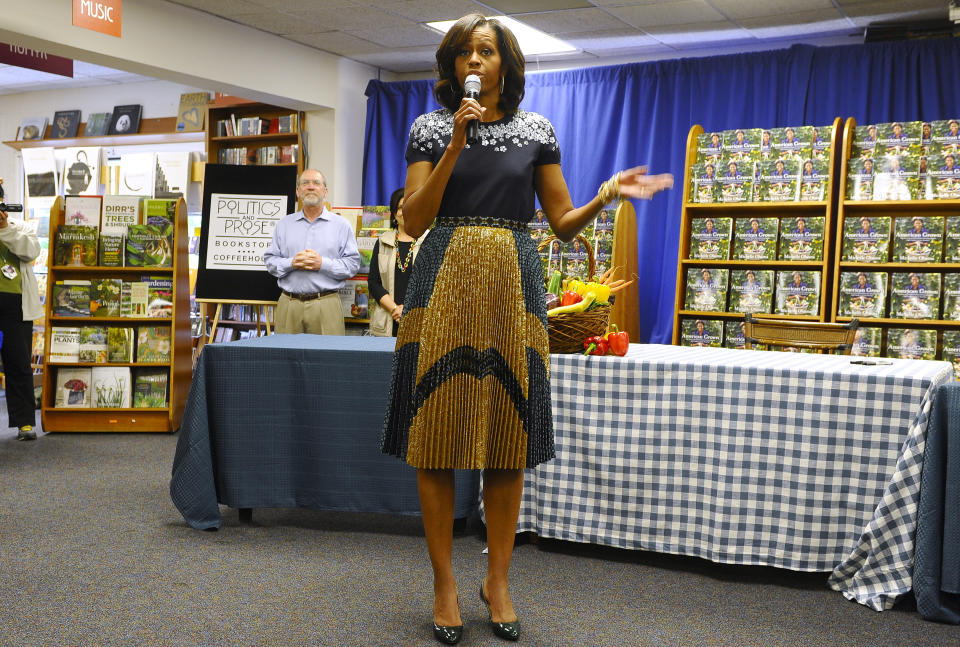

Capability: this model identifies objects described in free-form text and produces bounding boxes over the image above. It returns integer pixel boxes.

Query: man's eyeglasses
[300,180,326,187]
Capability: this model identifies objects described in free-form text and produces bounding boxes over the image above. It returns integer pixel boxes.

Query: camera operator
[0,178,41,440]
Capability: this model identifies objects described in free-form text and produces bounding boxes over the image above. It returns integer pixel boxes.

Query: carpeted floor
[0,404,956,647]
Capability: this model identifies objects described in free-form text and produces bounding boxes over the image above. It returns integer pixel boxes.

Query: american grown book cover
[845,158,875,201]
[688,217,731,260]
[723,320,748,349]
[722,128,760,163]
[696,131,724,165]
[810,124,833,161]
[872,154,918,201]
[778,215,824,261]
[838,271,887,318]
[889,272,940,320]
[755,159,798,202]
[768,126,811,163]
[927,119,960,156]
[841,215,890,262]
[886,327,937,360]
[851,124,879,160]
[774,270,820,316]
[922,153,960,200]
[941,330,960,381]
[850,327,882,357]
[798,158,830,202]
[876,121,921,157]
[733,217,778,261]
[684,267,728,312]
[689,163,719,203]
[941,273,960,321]
[892,215,943,263]
[727,269,773,314]
[679,318,722,347]
[716,159,754,203]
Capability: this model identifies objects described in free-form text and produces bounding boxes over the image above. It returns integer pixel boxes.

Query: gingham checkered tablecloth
[518,344,952,612]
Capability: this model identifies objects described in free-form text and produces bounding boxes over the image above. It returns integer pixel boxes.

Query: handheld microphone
[464,74,481,146]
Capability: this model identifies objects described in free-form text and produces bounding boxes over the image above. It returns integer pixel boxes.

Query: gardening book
[64,195,101,228]
[142,199,177,229]
[841,216,890,262]
[755,158,798,202]
[120,281,148,318]
[846,158,875,201]
[695,131,724,165]
[716,160,754,203]
[136,325,171,363]
[798,158,829,202]
[52,280,91,317]
[48,327,80,363]
[850,327,882,358]
[723,320,749,350]
[892,216,943,263]
[886,328,937,360]
[921,153,960,200]
[723,128,760,163]
[778,216,824,261]
[877,121,922,157]
[54,225,97,266]
[838,271,887,318]
[92,366,131,408]
[55,367,92,408]
[872,154,918,201]
[99,234,124,267]
[941,273,960,320]
[733,217,778,261]
[90,278,122,317]
[679,318,722,347]
[769,126,812,162]
[774,270,821,316]
[852,124,879,159]
[727,269,774,314]
[78,326,108,363]
[141,275,173,318]
[889,272,940,320]
[688,217,731,260]
[132,368,169,408]
[100,195,140,236]
[125,224,173,267]
[684,268,728,312]
[941,330,960,381]
[810,124,833,161]
[689,163,719,203]
[107,326,135,363]
[562,239,589,282]
[926,119,960,156]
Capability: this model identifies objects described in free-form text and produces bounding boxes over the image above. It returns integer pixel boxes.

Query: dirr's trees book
[689,163,719,203]
[941,330,960,381]
[92,366,131,408]
[872,154,918,201]
[133,368,169,408]
[727,269,774,314]
[717,160,754,203]
[941,273,960,320]
[810,124,833,161]
[841,215,890,262]
[90,278,122,317]
[851,327,882,357]
[722,128,760,163]
[889,272,940,320]
[125,225,173,267]
[52,280,91,317]
[846,158,875,201]
[101,195,140,236]
[684,267,728,312]
[893,215,943,263]
[775,270,821,316]
[778,215,824,261]
[886,327,937,360]
[876,121,922,157]
[48,327,80,363]
[838,271,888,318]
[55,367,92,408]
[679,318,723,347]
[136,325,171,363]
[78,326,108,363]
[798,158,830,202]
[733,217,778,261]
[696,131,724,164]
[64,196,101,228]
[922,153,960,200]
[769,126,812,163]
[51,109,81,139]
[107,326,135,363]
[755,158,799,202]
[54,225,98,266]
[688,217,731,260]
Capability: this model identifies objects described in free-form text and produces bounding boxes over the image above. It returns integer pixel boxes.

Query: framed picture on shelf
[108,104,143,135]
[18,117,48,141]
[51,110,81,139]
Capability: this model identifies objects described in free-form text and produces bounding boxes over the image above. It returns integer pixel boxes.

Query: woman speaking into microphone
[380,13,673,644]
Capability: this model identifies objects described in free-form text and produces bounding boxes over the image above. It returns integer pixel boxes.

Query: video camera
[0,182,23,213]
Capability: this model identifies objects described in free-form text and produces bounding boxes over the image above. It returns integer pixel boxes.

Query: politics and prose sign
[205,193,286,271]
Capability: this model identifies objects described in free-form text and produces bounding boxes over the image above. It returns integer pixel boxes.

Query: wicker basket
[538,234,611,354]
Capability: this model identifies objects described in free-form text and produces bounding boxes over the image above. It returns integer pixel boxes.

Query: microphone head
[464,74,482,95]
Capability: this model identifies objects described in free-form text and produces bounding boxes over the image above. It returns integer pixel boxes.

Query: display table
[169,334,480,530]
[514,344,951,612]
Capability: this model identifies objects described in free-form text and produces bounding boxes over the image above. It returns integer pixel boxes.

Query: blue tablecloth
[915,381,960,623]
[169,334,480,530]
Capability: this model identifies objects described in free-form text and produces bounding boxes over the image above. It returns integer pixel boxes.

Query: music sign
[73,0,122,38]
[205,193,285,272]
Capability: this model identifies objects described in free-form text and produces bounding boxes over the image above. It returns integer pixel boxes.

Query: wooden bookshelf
[4,117,205,150]
[205,101,304,176]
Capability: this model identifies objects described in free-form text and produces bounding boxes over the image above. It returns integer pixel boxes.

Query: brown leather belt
[282,289,337,301]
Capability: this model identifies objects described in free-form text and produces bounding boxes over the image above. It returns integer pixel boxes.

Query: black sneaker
[16,426,36,441]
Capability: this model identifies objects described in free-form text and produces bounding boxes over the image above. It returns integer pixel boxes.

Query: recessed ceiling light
[426,16,578,56]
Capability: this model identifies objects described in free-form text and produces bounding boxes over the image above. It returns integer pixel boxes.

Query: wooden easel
[195,298,277,358]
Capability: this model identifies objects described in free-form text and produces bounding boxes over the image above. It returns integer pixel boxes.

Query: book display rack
[205,100,305,177]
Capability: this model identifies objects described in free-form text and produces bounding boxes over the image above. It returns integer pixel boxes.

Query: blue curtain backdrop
[363,38,960,343]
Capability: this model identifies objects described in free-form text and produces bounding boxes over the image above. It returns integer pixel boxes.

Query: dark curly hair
[433,14,525,115]
[389,187,404,230]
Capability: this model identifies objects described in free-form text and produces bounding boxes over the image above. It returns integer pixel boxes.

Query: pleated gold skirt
[381,218,555,470]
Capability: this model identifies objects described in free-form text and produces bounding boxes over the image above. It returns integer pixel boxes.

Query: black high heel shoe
[432,595,463,645]
[480,584,520,641]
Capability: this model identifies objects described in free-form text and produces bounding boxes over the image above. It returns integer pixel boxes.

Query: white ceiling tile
[608,1,727,29]
[284,31,386,56]
[228,12,308,34]
[381,0,494,22]
[167,0,265,12]
[564,28,668,51]
[644,21,754,45]
[287,6,402,32]
[517,9,635,34]
[346,24,445,49]
[709,0,838,21]
[483,0,594,11]
[739,11,854,36]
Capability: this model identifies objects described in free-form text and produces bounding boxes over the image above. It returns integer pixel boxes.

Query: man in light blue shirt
[264,169,360,334]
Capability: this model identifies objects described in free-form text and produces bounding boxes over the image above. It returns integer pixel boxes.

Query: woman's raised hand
[618,166,675,200]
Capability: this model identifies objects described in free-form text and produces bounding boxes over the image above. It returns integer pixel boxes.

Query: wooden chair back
[743,313,860,355]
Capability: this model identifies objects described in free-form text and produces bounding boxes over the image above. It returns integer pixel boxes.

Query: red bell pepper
[605,325,630,356]
[583,335,609,356]
[561,290,583,307]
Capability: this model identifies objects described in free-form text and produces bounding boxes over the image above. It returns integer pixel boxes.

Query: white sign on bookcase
[204,192,286,272]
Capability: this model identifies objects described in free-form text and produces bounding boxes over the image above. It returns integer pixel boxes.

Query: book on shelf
[838,271,887,318]
[723,320,750,350]
[132,368,169,408]
[688,217,731,260]
[892,215,943,263]
[886,327,937,360]
[798,158,829,201]
[774,270,821,316]
[63,196,101,228]
[851,327,882,357]
[927,119,960,155]
[688,163,719,203]
[941,273,960,320]
[355,234,378,275]
[125,225,173,267]
[118,152,155,196]
[108,104,142,135]
[62,147,100,195]
[84,112,111,137]
[877,121,922,157]
[727,269,774,314]
[695,131,724,165]
[679,318,722,347]
[841,215,890,262]
[851,124,879,160]
[90,278,122,317]
[175,92,209,133]
[722,128,760,163]
[78,326,108,363]
[733,217,778,261]
[684,267,728,312]
[845,158,875,201]
[107,326,135,363]
[594,241,612,279]
[54,225,98,266]
[101,195,141,236]
[941,330,960,381]
[717,160,754,203]
[778,216,824,262]
[52,280,91,317]
[921,153,960,200]
[54,367,92,408]
[142,199,177,229]
[154,153,190,199]
[770,126,813,162]
[755,158,798,202]
[889,272,940,320]
[136,325,171,362]
[18,117,47,141]
[120,281,148,318]
[872,154,918,201]
[276,113,298,133]
[339,277,370,319]
[51,109,81,139]
[562,239,590,282]
[99,235,124,267]
[141,275,173,318]
[91,366,131,408]
[48,327,80,363]
[810,124,833,161]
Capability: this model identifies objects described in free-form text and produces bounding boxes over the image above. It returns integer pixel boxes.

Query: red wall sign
[73,0,122,38]
[0,43,73,77]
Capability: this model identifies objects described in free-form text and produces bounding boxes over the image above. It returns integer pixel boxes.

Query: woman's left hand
[618,166,674,200]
